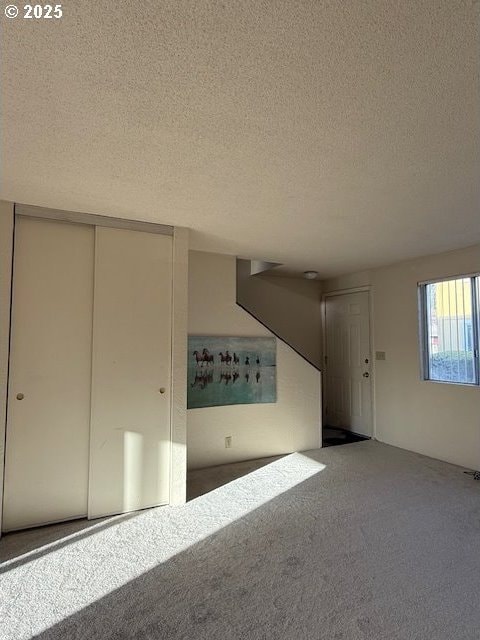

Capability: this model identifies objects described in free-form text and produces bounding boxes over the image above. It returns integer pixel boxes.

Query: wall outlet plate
[225,436,232,448]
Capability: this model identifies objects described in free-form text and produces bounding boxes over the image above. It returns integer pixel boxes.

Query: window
[419,275,479,385]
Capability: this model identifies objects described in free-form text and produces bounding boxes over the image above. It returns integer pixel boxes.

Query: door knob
[16,393,25,400]
[159,387,166,394]
[362,372,369,378]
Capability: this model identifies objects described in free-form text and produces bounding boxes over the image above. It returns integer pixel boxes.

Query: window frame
[418,272,480,387]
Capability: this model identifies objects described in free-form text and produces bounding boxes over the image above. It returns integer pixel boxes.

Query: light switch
[376,351,386,361]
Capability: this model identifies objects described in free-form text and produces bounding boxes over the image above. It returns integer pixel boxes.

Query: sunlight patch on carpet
[0,452,326,640]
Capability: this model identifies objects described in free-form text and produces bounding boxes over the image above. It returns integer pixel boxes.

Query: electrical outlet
[225,436,232,448]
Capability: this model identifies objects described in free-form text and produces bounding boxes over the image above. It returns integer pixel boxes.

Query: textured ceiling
[1,0,479,277]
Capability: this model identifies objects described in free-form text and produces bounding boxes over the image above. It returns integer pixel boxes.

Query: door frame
[321,286,376,439]
[0,203,188,535]
[0,203,14,538]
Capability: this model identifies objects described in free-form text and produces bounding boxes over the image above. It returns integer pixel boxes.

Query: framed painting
[187,336,276,409]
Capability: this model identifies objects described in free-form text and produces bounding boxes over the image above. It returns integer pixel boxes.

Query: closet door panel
[88,228,172,518]
[3,217,93,531]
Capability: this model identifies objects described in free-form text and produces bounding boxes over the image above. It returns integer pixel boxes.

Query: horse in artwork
[193,349,214,366]
[218,351,232,365]
[193,350,204,366]
[202,348,214,365]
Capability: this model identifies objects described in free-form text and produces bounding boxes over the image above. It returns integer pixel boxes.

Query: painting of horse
[188,335,276,409]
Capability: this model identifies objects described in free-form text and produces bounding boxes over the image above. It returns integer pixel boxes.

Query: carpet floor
[1,440,480,639]
[187,454,285,500]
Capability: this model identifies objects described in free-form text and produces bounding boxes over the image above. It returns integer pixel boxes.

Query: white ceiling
[2,1,479,278]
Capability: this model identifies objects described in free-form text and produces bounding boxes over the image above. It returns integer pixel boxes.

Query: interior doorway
[323,289,373,443]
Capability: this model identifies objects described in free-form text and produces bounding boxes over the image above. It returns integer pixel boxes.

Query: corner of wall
[236,259,323,368]
[170,226,189,505]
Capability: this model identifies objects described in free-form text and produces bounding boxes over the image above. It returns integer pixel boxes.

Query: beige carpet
[1,440,480,639]
[187,454,285,500]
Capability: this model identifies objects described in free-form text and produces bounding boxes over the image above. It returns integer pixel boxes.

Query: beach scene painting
[188,336,277,409]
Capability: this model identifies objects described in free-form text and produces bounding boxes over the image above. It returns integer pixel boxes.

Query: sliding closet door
[3,217,94,531]
[88,227,172,519]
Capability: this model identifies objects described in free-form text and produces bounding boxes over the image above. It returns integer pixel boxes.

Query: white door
[3,217,94,531]
[88,227,172,519]
[325,291,372,436]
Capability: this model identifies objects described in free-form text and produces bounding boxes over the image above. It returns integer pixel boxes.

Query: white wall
[237,260,322,368]
[323,244,480,470]
[188,251,321,470]
[322,270,372,294]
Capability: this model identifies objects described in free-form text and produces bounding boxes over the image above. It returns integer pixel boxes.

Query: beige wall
[323,270,372,293]
[323,245,480,470]
[188,251,322,470]
[237,260,323,368]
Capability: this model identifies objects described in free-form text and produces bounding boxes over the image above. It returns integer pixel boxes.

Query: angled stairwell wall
[188,251,322,469]
[236,259,323,369]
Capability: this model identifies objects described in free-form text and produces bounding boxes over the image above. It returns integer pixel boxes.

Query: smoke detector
[303,270,318,280]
